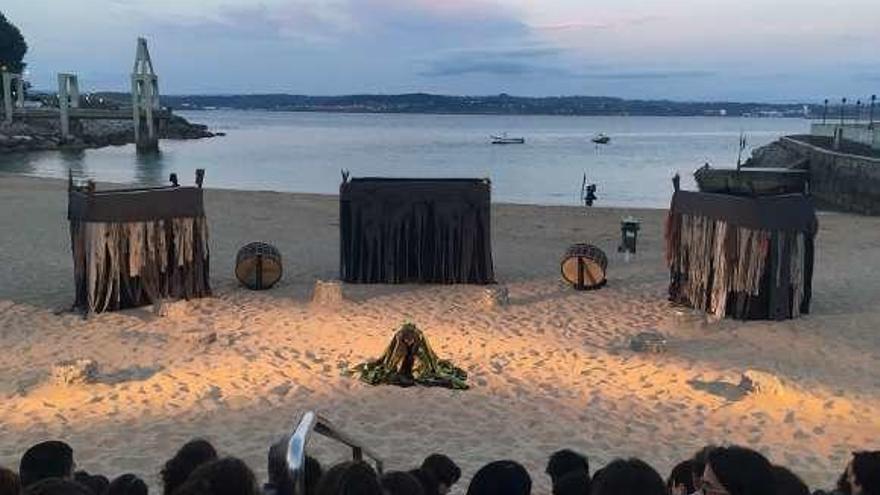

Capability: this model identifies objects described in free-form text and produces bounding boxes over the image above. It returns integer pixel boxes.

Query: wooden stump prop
[235,242,282,290]
[481,285,509,309]
[311,279,344,306]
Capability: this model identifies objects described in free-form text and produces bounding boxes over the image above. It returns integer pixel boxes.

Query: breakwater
[751,135,880,215]
[0,113,215,154]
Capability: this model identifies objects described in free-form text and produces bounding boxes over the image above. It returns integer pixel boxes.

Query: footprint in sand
[203,386,223,401]
[540,383,560,398]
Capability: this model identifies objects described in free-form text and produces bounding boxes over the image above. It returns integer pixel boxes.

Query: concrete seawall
[780,136,880,215]
[811,123,880,150]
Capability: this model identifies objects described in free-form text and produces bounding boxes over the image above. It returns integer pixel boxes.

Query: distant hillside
[89,92,816,118]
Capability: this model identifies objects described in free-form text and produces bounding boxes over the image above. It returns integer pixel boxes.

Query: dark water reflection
[134,150,166,185]
[59,148,87,179]
[0,151,39,175]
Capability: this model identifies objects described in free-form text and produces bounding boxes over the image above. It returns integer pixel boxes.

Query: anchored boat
[490,133,525,144]
[591,133,611,144]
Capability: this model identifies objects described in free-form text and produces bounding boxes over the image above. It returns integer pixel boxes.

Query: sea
[0,111,808,208]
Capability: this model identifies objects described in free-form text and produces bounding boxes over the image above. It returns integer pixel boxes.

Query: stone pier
[132,37,160,152]
[57,73,80,140]
[1,70,25,124]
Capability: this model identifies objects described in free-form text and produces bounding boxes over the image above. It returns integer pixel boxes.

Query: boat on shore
[693,164,810,196]
[491,133,525,144]
[591,133,611,144]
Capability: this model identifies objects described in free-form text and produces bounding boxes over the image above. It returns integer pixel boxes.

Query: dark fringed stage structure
[68,171,211,314]
[665,190,817,320]
[339,177,494,284]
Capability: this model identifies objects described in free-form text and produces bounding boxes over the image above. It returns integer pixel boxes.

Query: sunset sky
[4,0,878,101]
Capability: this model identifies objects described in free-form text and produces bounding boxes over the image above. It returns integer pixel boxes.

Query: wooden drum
[560,243,608,290]
[235,242,282,290]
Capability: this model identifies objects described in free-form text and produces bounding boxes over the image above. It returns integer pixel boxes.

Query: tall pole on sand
[822,98,828,124]
[840,97,846,125]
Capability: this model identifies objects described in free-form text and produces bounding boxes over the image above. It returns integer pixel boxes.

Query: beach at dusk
[2,2,879,495]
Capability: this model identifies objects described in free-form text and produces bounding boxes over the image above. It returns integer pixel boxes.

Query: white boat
[491,133,525,144]
[591,133,611,144]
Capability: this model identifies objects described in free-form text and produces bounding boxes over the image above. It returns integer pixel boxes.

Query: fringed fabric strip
[70,216,211,314]
[709,220,729,317]
[668,212,813,319]
[790,233,806,318]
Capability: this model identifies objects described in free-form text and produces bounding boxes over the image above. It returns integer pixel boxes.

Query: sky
[3,0,879,102]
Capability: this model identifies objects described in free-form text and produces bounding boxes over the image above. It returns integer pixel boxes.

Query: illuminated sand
[1,174,879,493]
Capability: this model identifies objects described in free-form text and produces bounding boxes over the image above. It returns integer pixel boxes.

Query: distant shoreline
[176,107,811,119]
[67,92,818,119]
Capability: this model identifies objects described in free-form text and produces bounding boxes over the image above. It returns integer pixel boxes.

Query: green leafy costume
[355,323,468,389]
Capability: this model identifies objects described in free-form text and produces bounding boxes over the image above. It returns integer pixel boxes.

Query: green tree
[0,11,27,73]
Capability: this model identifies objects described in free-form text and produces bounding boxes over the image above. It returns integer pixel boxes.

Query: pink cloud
[366,0,514,20]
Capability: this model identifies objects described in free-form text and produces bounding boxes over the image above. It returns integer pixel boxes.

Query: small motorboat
[491,133,525,144]
[591,133,611,144]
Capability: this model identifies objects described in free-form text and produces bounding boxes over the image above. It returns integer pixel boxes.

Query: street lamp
[822,98,828,124]
[856,100,862,123]
[871,95,877,129]
[840,97,847,125]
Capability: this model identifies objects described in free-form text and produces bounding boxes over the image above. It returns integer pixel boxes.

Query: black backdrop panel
[340,178,494,284]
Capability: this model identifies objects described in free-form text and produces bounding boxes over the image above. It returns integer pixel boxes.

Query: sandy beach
[1,173,879,493]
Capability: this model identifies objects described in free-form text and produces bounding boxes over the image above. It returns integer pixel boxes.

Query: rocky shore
[742,139,809,169]
[0,113,217,153]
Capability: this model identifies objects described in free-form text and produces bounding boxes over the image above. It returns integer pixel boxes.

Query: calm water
[0,111,807,208]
